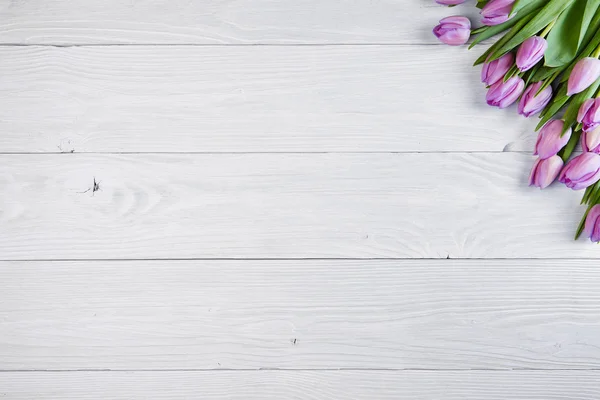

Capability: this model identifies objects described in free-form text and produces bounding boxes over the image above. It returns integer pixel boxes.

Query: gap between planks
[5,368,600,372]
[0,43,449,47]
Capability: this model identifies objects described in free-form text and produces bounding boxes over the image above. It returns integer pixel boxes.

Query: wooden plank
[2,371,600,399]
[0,1,484,45]
[2,259,600,369]
[0,153,595,259]
[0,46,536,153]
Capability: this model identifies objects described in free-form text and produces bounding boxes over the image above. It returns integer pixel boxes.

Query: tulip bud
[529,156,564,189]
[584,204,600,243]
[433,16,471,46]
[518,82,552,117]
[583,126,600,154]
[481,53,514,86]
[436,0,466,4]
[516,36,547,72]
[481,0,516,26]
[486,76,525,108]
[577,98,600,132]
[567,58,600,96]
[534,120,571,159]
[559,152,600,190]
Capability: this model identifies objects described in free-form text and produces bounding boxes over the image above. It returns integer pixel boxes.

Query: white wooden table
[1,1,599,398]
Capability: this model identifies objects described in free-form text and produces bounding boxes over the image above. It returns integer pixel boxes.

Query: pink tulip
[584,205,600,243]
[486,76,525,108]
[558,152,600,190]
[518,82,552,117]
[433,16,471,46]
[516,36,547,72]
[534,120,571,159]
[529,156,564,189]
[481,0,516,26]
[567,58,600,96]
[436,0,466,4]
[583,127,600,153]
[577,98,600,132]
[481,53,514,86]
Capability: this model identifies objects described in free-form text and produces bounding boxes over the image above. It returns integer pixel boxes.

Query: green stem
[539,18,556,39]
[559,128,580,162]
[592,43,600,59]
[575,204,592,240]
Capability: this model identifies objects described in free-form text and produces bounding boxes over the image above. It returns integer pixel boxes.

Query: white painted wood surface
[2,371,600,399]
[1,0,598,397]
[0,46,537,154]
[2,259,600,370]
[0,153,595,260]
[0,0,484,45]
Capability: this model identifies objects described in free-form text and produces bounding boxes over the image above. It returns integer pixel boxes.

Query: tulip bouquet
[433,0,600,243]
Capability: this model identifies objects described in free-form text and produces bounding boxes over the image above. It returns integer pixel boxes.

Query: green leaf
[544,0,600,67]
[470,0,545,52]
[575,205,592,240]
[536,84,569,130]
[559,16,600,82]
[559,128,581,162]
[525,63,543,86]
[491,0,577,59]
[476,0,490,9]
[473,12,536,65]
[530,65,560,82]
[582,186,593,204]
[532,9,600,83]
[511,0,537,15]
[535,70,560,96]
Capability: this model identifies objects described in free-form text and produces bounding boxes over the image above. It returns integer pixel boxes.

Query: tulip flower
[534,120,571,159]
[567,57,600,96]
[481,53,514,86]
[516,36,547,72]
[559,152,600,190]
[433,16,471,46]
[436,0,466,4]
[486,76,525,108]
[481,0,516,26]
[518,82,552,117]
[583,126,600,153]
[584,204,600,243]
[529,156,564,189]
[577,98,600,132]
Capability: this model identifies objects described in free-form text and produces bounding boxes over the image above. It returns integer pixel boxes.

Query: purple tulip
[534,120,571,159]
[584,205,600,243]
[436,0,466,4]
[433,16,471,46]
[481,0,516,26]
[516,36,547,72]
[583,127,600,153]
[518,82,552,117]
[481,53,514,86]
[558,152,600,190]
[577,98,600,132]
[529,156,564,189]
[486,76,525,108]
[568,57,600,96]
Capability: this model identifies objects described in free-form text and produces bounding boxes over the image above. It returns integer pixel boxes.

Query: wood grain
[2,371,600,399]
[0,0,484,45]
[2,259,600,370]
[0,45,537,153]
[0,153,596,259]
